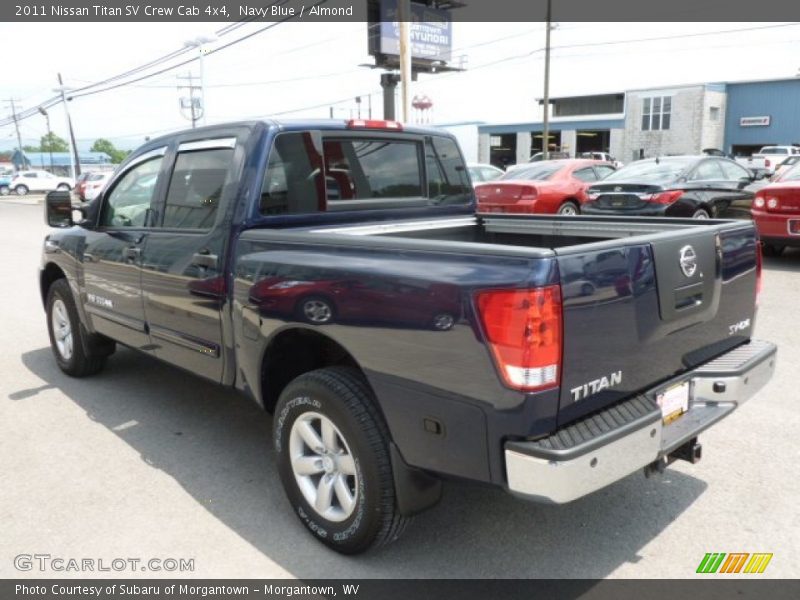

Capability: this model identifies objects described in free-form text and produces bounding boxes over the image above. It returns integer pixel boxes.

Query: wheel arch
[40,262,67,308]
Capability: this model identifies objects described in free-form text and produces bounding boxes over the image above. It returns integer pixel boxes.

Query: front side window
[642,96,671,131]
[718,159,751,181]
[573,167,598,182]
[161,148,233,229]
[323,138,422,200]
[100,157,162,228]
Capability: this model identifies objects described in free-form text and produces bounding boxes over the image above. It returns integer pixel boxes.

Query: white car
[10,170,74,195]
[737,145,800,176]
[579,152,624,169]
[467,163,504,186]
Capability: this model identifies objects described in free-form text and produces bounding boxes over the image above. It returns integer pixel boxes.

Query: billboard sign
[379,0,452,64]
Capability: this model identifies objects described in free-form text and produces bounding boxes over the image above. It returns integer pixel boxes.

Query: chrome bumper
[505,340,777,504]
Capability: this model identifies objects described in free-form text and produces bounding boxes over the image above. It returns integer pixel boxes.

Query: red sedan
[475,159,616,215]
[752,162,800,255]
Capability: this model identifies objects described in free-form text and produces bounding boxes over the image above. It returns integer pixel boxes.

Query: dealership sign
[740,116,771,127]
[379,0,452,63]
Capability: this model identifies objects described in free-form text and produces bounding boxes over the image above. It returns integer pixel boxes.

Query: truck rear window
[258,131,470,216]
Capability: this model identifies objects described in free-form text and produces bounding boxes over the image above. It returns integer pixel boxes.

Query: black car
[583,155,757,219]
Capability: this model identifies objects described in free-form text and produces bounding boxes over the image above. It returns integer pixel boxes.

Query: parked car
[79,172,113,201]
[583,155,756,219]
[579,151,623,168]
[466,163,504,186]
[0,172,13,196]
[736,145,800,177]
[770,155,800,181]
[752,161,800,255]
[475,159,616,215]
[10,170,74,195]
[40,119,775,554]
[528,150,570,162]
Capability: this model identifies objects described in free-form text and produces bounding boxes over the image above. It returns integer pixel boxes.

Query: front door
[81,149,167,349]
[139,137,237,382]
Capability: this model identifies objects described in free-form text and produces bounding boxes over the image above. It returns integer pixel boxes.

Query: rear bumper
[582,204,669,217]
[505,340,777,504]
[752,209,800,245]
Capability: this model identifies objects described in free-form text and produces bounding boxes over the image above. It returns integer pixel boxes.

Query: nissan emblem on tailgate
[679,245,698,277]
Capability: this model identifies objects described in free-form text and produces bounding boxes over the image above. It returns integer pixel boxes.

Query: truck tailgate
[555,224,759,425]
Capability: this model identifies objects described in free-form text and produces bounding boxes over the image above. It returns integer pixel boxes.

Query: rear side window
[323,138,421,200]
[718,159,750,181]
[691,160,725,181]
[425,136,471,205]
[573,167,598,182]
[162,148,233,229]
[260,132,325,216]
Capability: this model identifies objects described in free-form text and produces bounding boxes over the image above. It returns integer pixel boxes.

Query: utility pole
[55,73,80,179]
[398,0,412,123]
[184,35,217,127]
[542,0,552,160]
[5,99,24,161]
[177,72,202,128]
[38,107,53,172]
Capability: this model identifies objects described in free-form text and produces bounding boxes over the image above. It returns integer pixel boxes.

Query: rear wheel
[273,367,409,554]
[297,296,334,325]
[46,279,113,377]
[692,208,710,219]
[0,185,9,196]
[56,183,71,192]
[557,200,580,216]
[15,185,28,196]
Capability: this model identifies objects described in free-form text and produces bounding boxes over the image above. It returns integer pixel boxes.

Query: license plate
[612,199,625,207]
[657,381,690,424]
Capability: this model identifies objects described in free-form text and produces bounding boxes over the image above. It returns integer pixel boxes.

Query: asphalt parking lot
[1,200,797,579]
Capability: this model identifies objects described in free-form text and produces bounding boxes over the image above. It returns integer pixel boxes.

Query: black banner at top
[4,0,800,22]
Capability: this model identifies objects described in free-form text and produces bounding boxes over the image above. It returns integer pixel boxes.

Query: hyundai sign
[378,0,452,63]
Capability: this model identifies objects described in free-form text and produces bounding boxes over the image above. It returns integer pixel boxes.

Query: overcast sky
[1,21,799,152]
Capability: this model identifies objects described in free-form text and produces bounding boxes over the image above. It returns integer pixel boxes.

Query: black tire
[431,313,455,331]
[0,185,9,196]
[46,279,113,377]
[296,296,335,325]
[273,367,409,554]
[763,244,786,256]
[557,200,580,216]
[15,185,28,196]
[56,183,71,191]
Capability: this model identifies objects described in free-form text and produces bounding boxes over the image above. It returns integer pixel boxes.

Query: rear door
[139,136,240,382]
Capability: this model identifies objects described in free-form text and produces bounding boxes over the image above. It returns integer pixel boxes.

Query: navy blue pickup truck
[41,119,776,554]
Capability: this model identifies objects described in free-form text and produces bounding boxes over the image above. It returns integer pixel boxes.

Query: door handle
[123,247,141,263]
[192,252,218,269]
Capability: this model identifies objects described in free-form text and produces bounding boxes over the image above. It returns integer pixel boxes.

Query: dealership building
[471,77,800,167]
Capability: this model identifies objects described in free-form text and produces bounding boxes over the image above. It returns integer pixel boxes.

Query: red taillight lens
[753,194,765,209]
[649,190,684,204]
[476,286,562,392]
[765,159,771,168]
[520,185,538,201]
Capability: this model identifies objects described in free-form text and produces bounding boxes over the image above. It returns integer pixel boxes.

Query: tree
[90,138,130,164]
[22,145,39,153]
[40,132,69,153]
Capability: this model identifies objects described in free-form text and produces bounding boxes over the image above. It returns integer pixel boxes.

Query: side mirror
[45,191,74,228]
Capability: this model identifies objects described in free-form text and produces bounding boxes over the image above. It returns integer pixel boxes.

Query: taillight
[520,185,538,201]
[346,119,403,130]
[649,190,684,204]
[756,241,762,307]
[766,197,779,210]
[475,286,562,392]
[765,159,771,168]
[753,194,765,209]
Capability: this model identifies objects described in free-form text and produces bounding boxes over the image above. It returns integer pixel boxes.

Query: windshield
[603,158,694,183]
[500,163,561,181]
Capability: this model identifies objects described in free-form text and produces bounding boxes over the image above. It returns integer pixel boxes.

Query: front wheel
[273,367,409,554]
[56,183,71,191]
[15,185,28,196]
[557,201,580,216]
[0,185,9,196]
[692,208,710,219]
[46,279,112,377]
[297,296,334,325]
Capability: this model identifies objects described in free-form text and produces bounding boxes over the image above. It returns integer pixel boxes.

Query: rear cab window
[258,128,471,216]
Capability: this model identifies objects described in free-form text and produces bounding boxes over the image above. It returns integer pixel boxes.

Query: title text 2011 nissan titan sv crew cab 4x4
[40,119,776,554]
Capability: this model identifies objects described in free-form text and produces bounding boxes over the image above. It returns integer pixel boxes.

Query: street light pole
[542,0,552,160]
[54,73,80,179]
[398,0,412,123]
[38,107,53,172]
